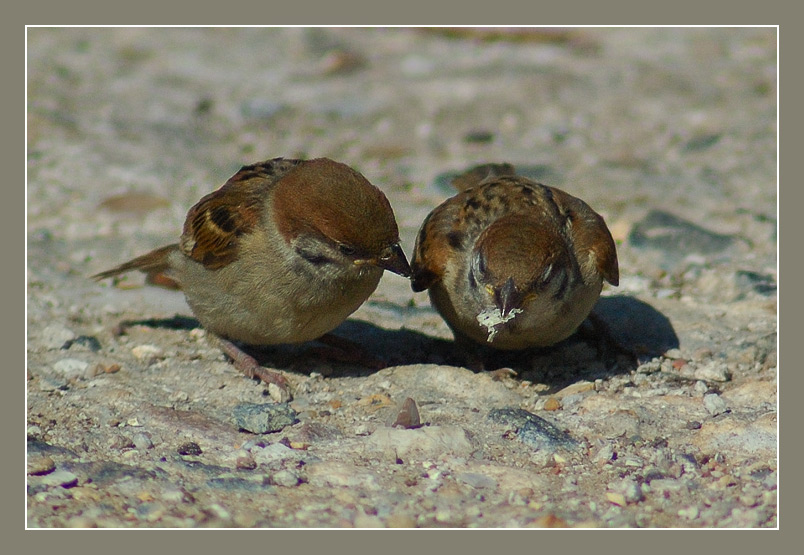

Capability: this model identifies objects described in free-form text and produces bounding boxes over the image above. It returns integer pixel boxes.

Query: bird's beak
[494,277,524,317]
[358,243,411,278]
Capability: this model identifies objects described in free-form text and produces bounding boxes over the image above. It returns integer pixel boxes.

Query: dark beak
[494,277,523,317]
[373,243,411,278]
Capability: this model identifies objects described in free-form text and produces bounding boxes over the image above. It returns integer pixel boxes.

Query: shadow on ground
[114,294,677,389]
[593,295,680,359]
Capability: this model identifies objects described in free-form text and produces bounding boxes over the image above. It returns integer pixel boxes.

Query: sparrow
[411,163,618,355]
[93,157,411,400]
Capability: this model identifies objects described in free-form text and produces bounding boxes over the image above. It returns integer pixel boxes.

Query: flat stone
[41,325,77,350]
[233,403,298,434]
[366,425,473,460]
[52,358,89,378]
[488,408,579,452]
[37,469,79,488]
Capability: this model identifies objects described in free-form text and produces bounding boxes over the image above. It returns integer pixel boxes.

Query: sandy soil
[27,27,777,528]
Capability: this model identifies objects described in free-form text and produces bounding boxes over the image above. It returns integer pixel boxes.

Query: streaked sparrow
[94,157,411,400]
[411,163,618,355]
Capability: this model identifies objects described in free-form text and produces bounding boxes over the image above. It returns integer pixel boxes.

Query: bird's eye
[338,244,357,256]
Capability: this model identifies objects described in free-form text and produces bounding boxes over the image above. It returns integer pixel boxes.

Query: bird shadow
[114,295,677,389]
[592,295,680,359]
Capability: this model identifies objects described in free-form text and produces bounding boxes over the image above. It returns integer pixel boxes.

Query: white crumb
[476,307,522,342]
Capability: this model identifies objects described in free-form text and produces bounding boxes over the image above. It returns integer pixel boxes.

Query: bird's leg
[217,338,292,402]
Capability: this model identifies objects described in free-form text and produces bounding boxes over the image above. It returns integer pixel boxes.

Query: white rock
[52,358,89,378]
[131,344,164,364]
[40,325,76,350]
[704,393,728,416]
[271,469,300,487]
[366,425,473,460]
[695,361,731,382]
[251,443,304,466]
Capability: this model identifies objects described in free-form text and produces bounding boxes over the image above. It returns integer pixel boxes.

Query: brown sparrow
[94,157,411,399]
[411,163,618,353]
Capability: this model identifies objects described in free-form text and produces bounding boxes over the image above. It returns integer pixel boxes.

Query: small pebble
[37,377,67,391]
[235,452,257,471]
[177,442,202,456]
[672,359,688,370]
[695,361,731,382]
[367,426,472,459]
[649,479,684,493]
[289,422,343,443]
[94,363,121,376]
[233,403,298,434]
[388,397,421,429]
[251,443,304,466]
[489,408,579,452]
[52,358,89,379]
[693,380,709,395]
[70,487,100,503]
[39,469,79,488]
[267,383,291,403]
[206,503,231,521]
[41,324,76,350]
[593,444,615,465]
[131,344,164,364]
[543,397,561,411]
[637,359,662,374]
[609,478,643,503]
[623,456,645,468]
[160,489,187,504]
[132,432,154,450]
[271,469,300,487]
[27,455,55,475]
[704,394,728,416]
[110,435,135,450]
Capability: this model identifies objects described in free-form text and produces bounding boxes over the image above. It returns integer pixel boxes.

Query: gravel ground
[27,27,777,528]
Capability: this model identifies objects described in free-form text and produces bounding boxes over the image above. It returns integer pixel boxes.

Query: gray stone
[37,469,79,488]
[52,358,89,379]
[488,408,579,452]
[704,394,729,416]
[41,325,77,350]
[695,361,732,383]
[233,403,298,434]
[366,426,473,460]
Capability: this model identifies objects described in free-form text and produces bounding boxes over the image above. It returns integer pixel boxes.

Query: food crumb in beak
[476,307,523,342]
